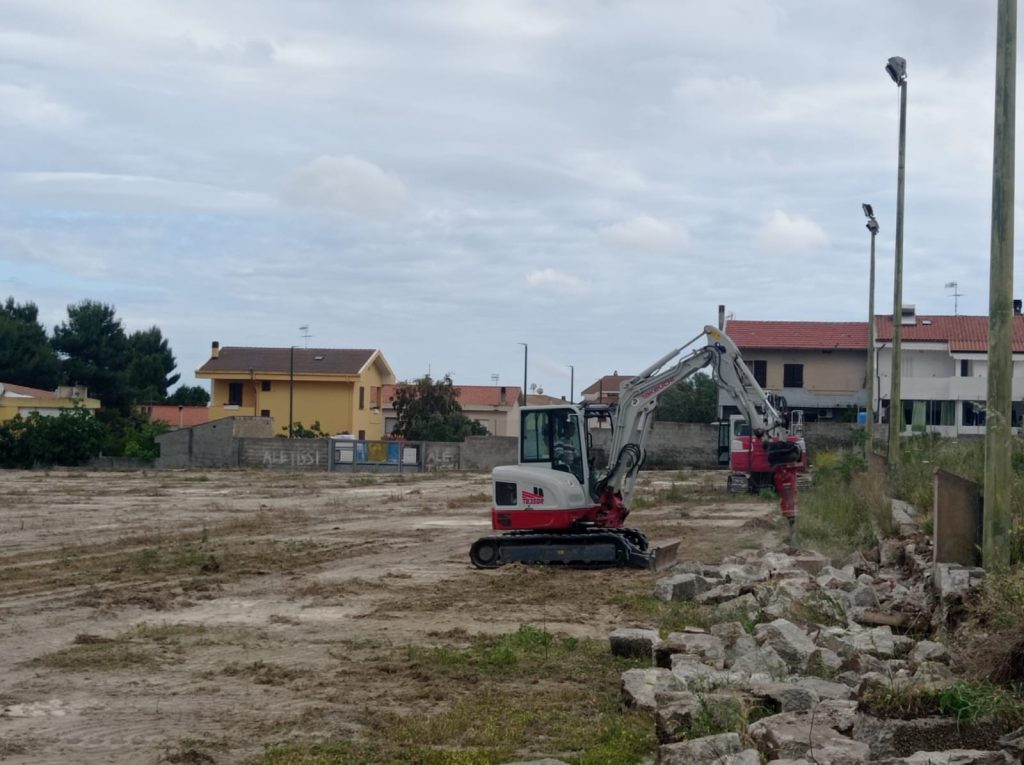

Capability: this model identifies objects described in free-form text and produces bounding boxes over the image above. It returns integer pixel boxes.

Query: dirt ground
[0,468,781,764]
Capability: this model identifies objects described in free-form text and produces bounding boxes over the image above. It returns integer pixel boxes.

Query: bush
[0,407,105,468]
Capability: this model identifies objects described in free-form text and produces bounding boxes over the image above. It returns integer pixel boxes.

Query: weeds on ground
[670,694,774,741]
[798,449,888,559]
[861,678,1024,727]
[32,623,265,671]
[445,492,491,509]
[263,625,655,765]
[612,593,766,637]
[955,566,1024,684]
[630,482,687,510]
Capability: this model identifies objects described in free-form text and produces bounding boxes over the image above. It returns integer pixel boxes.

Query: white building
[875,306,1024,437]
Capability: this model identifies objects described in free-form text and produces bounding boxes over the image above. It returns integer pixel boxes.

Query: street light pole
[568,365,574,402]
[289,346,295,438]
[885,55,908,465]
[862,205,879,458]
[518,343,528,406]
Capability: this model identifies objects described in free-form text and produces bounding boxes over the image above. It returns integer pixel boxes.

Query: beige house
[0,383,100,422]
[720,319,868,422]
[382,384,522,437]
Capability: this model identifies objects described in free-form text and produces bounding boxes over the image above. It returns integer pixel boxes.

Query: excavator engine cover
[766,440,802,466]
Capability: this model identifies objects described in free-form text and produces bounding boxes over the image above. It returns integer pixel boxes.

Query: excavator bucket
[648,539,680,571]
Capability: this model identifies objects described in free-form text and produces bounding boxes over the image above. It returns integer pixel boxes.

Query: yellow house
[0,382,101,422]
[195,342,396,439]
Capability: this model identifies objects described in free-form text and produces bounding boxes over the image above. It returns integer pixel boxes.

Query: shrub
[0,407,105,468]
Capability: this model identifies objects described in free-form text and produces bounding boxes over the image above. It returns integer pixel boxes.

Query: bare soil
[0,468,781,764]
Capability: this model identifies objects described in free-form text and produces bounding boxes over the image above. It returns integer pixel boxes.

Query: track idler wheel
[469,538,501,569]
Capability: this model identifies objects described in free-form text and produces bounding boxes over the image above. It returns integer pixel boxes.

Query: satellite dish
[537,387,544,394]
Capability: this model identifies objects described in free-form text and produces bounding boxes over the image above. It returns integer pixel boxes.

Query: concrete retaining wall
[155,417,274,469]
[460,435,518,472]
[238,438,329,470]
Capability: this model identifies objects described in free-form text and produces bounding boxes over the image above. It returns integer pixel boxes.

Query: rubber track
[469,528,652,569]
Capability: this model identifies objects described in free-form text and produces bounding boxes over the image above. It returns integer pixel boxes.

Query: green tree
[392,375,488,442]
[52,301,132,411]
[127,326,180,403]
[166,385,210,406]
[655,372,718,423]
[0,407,105,468]
[0,297,60,389]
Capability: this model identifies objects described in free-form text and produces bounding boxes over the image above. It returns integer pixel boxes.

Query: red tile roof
[144,405,210,428]
[724,320,868,350]
[381,384,521,408]
[875,314,1024,352]
[198,347,377,376]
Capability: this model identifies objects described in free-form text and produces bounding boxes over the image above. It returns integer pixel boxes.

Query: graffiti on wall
[424,444,459,470]
[260,447,321,468]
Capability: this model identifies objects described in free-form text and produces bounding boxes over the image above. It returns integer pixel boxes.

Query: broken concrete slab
[609,628,662,661]
[655,573,711,602]
[755,618,817,671]
[620,667,683,710]
[657,732,743,764]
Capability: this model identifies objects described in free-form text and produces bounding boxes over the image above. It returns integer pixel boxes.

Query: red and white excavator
[470,325,806,570]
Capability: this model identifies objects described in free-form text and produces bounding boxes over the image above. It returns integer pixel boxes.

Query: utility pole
[863,205,879,458]
[289,346,295,438]
[568,364,574,402]
[984,0,1016,569]
[885,56,908,465]
[518,343,528,406]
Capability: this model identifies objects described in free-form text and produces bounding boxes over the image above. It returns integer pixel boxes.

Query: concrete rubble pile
[605,500,1012,765]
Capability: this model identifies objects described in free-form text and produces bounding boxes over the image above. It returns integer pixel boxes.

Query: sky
[0,1,1014,399]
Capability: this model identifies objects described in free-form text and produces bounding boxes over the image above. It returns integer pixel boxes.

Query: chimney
[500,386,507,405]
[211,341,220,359]
[718,304,726,330]
[1015,299,1022,316]
[900,305,916,325]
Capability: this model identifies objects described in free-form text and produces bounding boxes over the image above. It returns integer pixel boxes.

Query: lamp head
[862,203,874,218]
[866,218,879,235]
[885,56,907,84]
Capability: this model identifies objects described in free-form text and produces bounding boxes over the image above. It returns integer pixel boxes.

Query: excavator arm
[598,325,789,508]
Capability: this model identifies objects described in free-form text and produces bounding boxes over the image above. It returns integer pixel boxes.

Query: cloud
[525,268,585,293]
[561,152,647,190]
[9,172,274,214]
[0,83,84,130]
[756,210,829,253]
[284,155,408,218]
[601,215,689,252]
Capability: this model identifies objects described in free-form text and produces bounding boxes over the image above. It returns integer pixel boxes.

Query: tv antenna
[944,282,962,315]
[299,325,312,348]
[490,373,499,384]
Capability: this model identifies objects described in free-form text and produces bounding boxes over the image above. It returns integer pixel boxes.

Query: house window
[261,380,272,391]
[960,360,971,377]
[906,400,956,429]
[358,429,366,440]
[746,360,767,387]
[783,364,804,388]
[359,386,365,410]
[260,409,270,417]
[370,386,381,408]
[228,382,243,406]
[963,401,986,426]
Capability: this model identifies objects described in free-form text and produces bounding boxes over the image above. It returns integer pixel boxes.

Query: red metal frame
[491,489,629,532]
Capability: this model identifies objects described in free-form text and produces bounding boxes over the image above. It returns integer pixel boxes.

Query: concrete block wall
[155,429,192,469]
[590,422,719,469]
[420,441,462,471]
[238,437,329,470]
[460,436,517,472]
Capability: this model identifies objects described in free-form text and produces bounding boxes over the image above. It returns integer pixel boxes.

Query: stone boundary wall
[156,421,861,472]
[238,438,329,471]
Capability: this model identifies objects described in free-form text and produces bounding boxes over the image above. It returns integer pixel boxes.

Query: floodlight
[885,56,907,84]
[866,218,879,234]
[862,203,874,218]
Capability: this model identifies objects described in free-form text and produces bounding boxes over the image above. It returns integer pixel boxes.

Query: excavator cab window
[551,411,585,485]
[520,408,586,486]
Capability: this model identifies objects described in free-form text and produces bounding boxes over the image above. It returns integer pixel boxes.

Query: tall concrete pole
[984,0,1016,569]
[865,218,878,457]
[886,57,908,465]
